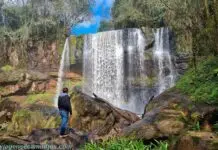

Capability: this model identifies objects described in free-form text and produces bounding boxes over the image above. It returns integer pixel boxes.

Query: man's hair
[63,87,68,93]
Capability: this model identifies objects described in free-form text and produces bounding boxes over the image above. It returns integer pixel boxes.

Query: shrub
[176,57,218,104]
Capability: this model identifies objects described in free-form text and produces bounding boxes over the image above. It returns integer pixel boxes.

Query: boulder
[70,90,140,140]
[173,131,218,150]
[0,70,25,84]
[121,89,218,141]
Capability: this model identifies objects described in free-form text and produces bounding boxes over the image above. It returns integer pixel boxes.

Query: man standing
[58,87,72,137]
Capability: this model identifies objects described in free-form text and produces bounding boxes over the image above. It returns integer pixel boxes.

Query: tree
[111,0,218,60]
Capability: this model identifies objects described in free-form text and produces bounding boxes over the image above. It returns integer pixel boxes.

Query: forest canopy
[108,0,218,57]
[0,0,92,41]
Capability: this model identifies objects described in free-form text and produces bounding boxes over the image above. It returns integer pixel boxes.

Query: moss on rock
[7,110,60,136]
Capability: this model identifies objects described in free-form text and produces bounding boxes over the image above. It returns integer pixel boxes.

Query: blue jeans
[59,110,69,135]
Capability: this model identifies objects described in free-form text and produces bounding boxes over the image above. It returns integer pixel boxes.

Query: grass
[176,57,218,104]
[81,138,168,150]
[26,93,54,104]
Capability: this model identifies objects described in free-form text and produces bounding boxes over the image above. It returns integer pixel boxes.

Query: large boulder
[70,90,140,140]
[121,89,218,141]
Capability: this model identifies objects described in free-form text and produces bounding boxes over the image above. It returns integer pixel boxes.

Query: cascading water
[83,27,176,114]
[83,30,125,109]
[54,38,70,107]
[153,28,176,94]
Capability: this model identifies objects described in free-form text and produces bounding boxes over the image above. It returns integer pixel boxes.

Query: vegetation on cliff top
[0,0,90,67]
[176,57,218,104]
[108,0,218,59]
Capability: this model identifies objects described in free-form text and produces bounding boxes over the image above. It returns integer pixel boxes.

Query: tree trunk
[212,0,218,55]
[204,0,210,18]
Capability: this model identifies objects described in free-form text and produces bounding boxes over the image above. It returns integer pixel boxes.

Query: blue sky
[71,0,115,36]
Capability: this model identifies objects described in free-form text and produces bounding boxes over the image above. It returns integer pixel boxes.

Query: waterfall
[153,28,176,94]
[83,30,125,108]
[54,38,70,107]
[83,28,176,114]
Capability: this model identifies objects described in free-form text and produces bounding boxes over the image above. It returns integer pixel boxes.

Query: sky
[71,0,115,36]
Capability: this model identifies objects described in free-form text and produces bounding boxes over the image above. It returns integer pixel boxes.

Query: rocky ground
[0,128,88,149]
[0,69,81,136]
[0,69,218,149]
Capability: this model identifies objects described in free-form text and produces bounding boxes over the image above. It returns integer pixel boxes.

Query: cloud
[71,0,115,36]
[78,21,92,28]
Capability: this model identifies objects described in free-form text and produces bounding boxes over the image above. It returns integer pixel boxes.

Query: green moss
[26,93,53,104]
[7,110,60,136]
[176,57,218,104]
[57,39,66,55]
[1,65,14,72]
[131,76,157,87]
[144,51,153,60]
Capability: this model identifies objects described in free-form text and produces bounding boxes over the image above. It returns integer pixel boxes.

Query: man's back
[58,93,72,115]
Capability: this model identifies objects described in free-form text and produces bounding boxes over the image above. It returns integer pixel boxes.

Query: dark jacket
[58,93,72,115]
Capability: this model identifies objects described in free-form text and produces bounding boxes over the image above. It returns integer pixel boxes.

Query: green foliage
[191,121,201,131]
[99,21,114,32]
[7,109,60,136]
[176,57,218,104]
[0,65,14,72]
[212,122,218,132]
[112,0,218,56]
[81,138,168,150]
[29,18,58,41]
[0,0,90,66]
[191,112,201,123]
[69,36,84,64]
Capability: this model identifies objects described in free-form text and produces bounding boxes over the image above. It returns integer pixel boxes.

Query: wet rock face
[141,27,190,79]
[174,54,190,75]
[27,41,59,72]
[0,40,59,72]
[70,92,140,140]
